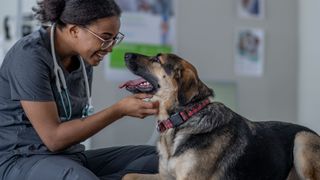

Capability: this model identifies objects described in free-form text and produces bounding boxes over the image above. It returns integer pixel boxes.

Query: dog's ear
[176,68,214,106]
[177,68,199,106]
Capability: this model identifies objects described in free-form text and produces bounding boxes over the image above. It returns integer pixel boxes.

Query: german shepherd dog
[120,53,320,180]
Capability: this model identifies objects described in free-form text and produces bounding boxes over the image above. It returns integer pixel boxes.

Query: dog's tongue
[119,78,147,89]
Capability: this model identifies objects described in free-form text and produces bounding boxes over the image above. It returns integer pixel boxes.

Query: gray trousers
[0,145,158,180]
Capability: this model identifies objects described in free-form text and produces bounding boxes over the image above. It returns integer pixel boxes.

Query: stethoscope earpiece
[51,23,94,120]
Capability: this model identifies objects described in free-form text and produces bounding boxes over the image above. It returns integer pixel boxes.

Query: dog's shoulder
[172,102,249,156]
[184,101,241,131]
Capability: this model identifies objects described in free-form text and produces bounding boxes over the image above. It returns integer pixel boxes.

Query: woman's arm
[21,93,158,152]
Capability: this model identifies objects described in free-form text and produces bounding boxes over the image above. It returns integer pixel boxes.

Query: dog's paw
[122,173,161,180]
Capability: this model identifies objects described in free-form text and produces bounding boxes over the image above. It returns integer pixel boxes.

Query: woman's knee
[26,156,99,180]
[58,166,99,180]
[133,145,158,156]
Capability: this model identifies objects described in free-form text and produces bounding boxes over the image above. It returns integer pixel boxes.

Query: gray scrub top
[0,27,93,165]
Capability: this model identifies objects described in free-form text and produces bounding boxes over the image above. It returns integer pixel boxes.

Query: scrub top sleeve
[7,50,54,101]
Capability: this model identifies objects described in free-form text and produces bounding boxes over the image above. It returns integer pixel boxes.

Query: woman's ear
[68,25,80,39]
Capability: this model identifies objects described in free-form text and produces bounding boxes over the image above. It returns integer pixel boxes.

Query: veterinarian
[0,0,159,179]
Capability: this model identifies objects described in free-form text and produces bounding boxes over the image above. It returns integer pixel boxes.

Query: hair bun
[34,0,121,26]
[33,0,66,24]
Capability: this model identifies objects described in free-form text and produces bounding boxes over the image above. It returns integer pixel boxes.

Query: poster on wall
[237,0,265,19]
[234,28,264,77]
[104,0,176,81]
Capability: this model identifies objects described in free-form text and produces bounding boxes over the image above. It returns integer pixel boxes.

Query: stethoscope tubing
[50,23,93,120]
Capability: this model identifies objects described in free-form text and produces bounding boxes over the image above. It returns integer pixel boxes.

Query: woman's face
[76,16,121,66]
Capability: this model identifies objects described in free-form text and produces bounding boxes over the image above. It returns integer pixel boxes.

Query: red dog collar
[157,98,212,133]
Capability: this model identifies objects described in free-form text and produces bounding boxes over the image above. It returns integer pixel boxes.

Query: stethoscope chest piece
[82,104,95,118]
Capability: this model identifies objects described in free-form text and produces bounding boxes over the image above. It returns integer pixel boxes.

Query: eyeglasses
[84,27,125,50]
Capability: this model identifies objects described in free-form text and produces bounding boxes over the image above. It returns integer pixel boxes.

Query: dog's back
[232,120,316,180]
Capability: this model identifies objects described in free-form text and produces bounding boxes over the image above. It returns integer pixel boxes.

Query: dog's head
[120,53,214,119]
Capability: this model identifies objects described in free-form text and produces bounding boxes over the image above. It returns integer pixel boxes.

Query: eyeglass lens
[101,33,124,49]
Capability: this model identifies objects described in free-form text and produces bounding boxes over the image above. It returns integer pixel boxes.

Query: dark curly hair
[33,0,121,26]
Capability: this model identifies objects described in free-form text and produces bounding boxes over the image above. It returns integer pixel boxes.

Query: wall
[0,0,36,37]
[175,0,298,122]
[298,0,320,133]
[0,1,16,36]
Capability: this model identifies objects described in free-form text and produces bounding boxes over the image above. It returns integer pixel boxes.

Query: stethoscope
[50,23,94,120]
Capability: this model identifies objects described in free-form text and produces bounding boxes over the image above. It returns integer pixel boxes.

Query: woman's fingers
[135,101,159,118]
[141,101,159,110]
[143,108,159,115]
[118,94,159,118]
[137,109,159,119]
[134,93,153,99]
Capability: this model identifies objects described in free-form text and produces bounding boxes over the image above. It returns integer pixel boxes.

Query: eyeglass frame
[83,27,125,50]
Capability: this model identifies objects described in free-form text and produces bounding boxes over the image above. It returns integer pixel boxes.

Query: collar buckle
[170,112,185,127]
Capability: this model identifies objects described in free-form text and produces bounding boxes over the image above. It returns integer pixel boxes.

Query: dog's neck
[171,94,215,116]
[156,96,214,133]
[150,95,174,121]
[152,93,214,121]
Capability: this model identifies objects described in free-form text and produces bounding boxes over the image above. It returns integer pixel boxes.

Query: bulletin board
[105,0,176,81]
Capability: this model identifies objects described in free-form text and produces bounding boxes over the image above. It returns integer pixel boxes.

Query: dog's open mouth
[119,76,157,94]
[120,53,160,94]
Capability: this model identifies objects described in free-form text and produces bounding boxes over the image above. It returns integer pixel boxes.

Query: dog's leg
[122,173,161,180]
[293,131,320,180]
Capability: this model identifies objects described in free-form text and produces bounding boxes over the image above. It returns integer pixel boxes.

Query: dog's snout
[125,53,137,61]
[124,53,139,72]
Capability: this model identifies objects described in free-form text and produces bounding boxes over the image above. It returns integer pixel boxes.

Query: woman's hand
[116,93,159,119]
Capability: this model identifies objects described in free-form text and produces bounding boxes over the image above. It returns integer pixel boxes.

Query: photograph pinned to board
[237,0,265,19]
[234,28,265,77]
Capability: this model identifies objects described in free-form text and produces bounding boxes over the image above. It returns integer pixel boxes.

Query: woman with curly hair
[0,0,159,179]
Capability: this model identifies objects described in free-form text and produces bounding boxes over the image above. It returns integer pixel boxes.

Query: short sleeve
[7,48,54,101]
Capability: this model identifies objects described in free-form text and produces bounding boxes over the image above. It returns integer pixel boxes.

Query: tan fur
[170,151,197,180]
[178,68,199,104]
[286,168,301,180]
[294,132,320,180]
[185,133,233,180]
[155,128,233,180]
[122,173,161,180]
[149,62,178,121]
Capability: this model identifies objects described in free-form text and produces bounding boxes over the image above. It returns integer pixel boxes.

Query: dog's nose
[124,53,137,61]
